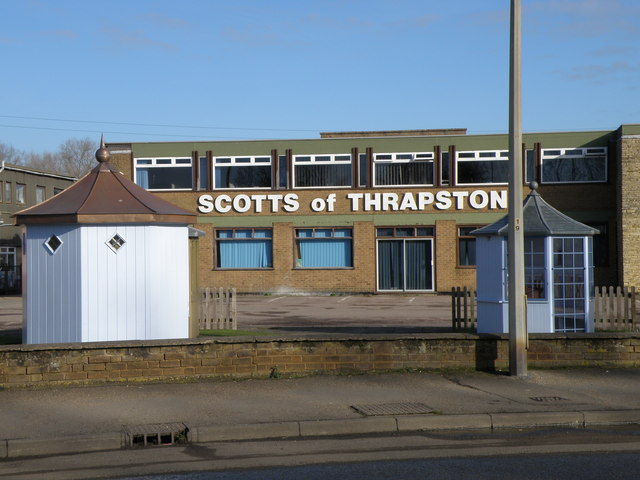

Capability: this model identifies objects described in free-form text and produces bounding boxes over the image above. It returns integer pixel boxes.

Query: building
[15,142,195,344]
[0,162,75,293]
[106,124,639,297]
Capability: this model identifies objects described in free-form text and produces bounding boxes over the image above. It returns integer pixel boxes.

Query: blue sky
[2,0,639,153]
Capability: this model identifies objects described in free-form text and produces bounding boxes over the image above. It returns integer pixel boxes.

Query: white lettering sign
[197,190,507,214]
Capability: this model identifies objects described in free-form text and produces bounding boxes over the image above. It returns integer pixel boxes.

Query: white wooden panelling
[25,223,189,344]
[25,225,82,344]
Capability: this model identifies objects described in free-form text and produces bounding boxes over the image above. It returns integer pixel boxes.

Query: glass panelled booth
[473,183,599,333]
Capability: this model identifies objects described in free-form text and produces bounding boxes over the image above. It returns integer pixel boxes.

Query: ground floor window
[376,227,434,292]
[215,228,272,269]
[525,237,546,299]
[458,226,479,266]
[553,237,590,332]
[0,247,16,267]
[295,228,353,268]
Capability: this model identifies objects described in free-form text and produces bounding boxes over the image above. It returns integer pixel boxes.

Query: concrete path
[1,368,639,458]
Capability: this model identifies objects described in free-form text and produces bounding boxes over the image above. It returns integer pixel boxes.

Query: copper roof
[14,161,195,225]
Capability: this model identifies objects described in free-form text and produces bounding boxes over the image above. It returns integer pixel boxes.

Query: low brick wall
[1,333,639,388]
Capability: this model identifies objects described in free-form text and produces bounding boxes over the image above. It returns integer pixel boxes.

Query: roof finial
[529,181,539,192]
[95,134,110,163]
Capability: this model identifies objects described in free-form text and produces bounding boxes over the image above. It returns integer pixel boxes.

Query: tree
[0,143,23,165]
[56,137,98,178]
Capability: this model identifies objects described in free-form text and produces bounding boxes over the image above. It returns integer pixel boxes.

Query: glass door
[377,231,433,292]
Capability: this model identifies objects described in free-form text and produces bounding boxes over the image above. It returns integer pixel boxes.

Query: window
[15,184,25,204]
[278,155,288,188]
[35,186,46,204]
[525,237,546,299]
[541,147,607,184]
[373,152,434,187]
[525,149,536,183]
[4,182,11,203]
[376,227,434,291]
[214,156,271,189]
[358,153,368,187]
[553,237,588,332]
[0,247,16,267]
[198,157,209,190]
[440,150,450,186]
[293,154,352,188]
[456,150,509,185]
[44,235,63,254]
[458,226,478,267]
[53,187,63,195]
[134,157,193,190]
[295,228,353,268]
[216,228,272,269]
[106,233,126,253]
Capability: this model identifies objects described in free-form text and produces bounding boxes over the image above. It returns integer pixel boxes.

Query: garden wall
[1,333,639,388]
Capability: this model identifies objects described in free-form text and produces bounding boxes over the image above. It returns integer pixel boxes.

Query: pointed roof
[14,138,195,225]
[472,183,599,237]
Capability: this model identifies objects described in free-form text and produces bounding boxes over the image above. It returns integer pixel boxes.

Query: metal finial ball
[95,146,110,163]
[529,181,539,191]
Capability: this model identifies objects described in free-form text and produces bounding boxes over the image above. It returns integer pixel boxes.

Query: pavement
[1,295,640,459]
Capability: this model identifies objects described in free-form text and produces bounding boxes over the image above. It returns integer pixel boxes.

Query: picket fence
[451,286,638,332]
[594,286,637,332]
[199,287,237,330]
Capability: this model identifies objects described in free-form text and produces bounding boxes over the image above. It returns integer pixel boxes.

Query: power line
[0,114,321,133]
[0,124,283,140]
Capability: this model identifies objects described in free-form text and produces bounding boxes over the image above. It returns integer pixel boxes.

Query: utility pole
[508,0,527,377]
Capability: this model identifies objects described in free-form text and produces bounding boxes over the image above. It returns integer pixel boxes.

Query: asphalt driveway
[0,293,453,338]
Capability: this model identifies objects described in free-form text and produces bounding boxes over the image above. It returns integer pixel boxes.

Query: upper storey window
[293,154,352,188]
[135,157,192,190]
[456,150,509,185]
[373,152,434,187]
[214,156,271,189]
[541,147,607,184]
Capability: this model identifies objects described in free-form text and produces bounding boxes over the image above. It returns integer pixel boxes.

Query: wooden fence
[451,287,477,331]
[200,287,237,330]
[594,286,637,331]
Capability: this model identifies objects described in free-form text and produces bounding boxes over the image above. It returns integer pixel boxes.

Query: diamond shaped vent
[107,233,126,253]
[45,235,62,254]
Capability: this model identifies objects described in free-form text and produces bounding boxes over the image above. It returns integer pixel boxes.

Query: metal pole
[508,0,527,377]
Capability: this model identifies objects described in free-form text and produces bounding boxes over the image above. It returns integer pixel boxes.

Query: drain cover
[122,422,190,448]
[351,402,433,416]
[529,396,568,403]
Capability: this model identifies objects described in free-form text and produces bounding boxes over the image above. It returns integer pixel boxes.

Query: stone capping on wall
[1,333,639,389]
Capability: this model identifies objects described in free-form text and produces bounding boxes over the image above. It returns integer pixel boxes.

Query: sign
[197,190,507,214]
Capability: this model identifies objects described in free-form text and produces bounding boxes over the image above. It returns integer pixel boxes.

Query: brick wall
[1,334,639,388]
[619,136,640,287]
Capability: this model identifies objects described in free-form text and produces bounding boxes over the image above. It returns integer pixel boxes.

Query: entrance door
[377,238,433,292]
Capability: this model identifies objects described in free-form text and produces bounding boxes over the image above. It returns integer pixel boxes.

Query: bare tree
[0,143,24,165]
[57,137,98,178]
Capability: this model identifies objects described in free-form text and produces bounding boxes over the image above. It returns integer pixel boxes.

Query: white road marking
[338,296,351,303]
[266,296,285,303]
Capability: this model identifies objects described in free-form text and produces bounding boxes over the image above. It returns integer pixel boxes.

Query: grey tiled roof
[472,189,599,237]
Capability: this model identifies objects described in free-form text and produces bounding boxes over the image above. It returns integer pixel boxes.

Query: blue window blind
[216,229,272,269]
[295,228,353,268]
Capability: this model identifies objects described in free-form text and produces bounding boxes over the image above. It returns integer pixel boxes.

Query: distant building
[106,124,640,332]
[0,162,75,292]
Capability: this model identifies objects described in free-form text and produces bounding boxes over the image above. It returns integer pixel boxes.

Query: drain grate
[351,402,433,416]
[122,422,190,448]
[529,396,568,403]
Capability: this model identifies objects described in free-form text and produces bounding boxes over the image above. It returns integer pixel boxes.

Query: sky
[1,0,639,153]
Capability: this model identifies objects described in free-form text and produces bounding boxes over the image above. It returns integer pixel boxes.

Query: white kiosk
[474,182,599,334]
[15,139,196,344]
